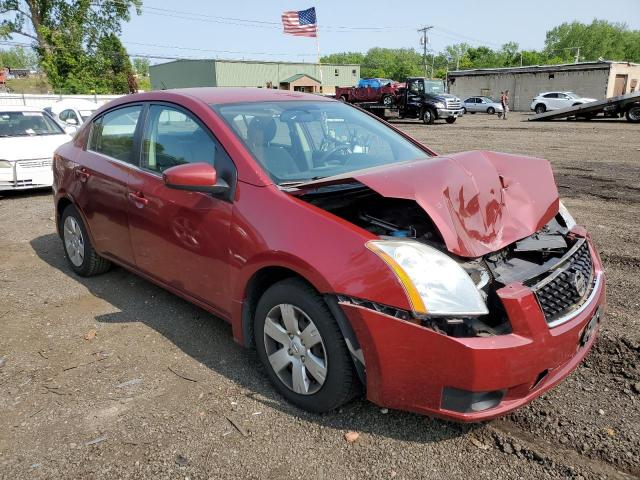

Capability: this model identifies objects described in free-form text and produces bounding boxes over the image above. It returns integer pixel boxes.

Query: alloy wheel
[263,303,328,395]
[63,216,85,267]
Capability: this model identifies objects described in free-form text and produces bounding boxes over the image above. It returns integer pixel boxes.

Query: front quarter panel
[228,182,412,343]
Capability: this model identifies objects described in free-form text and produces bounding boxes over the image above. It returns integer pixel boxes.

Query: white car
[50,99,99,127]
[462,96,504,115]
[0,106,73,191]
[530,92,598,114]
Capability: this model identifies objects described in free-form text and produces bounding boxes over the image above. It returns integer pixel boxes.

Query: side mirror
[163,162,229,196]
[64,125,78,135]
[65,118,78,126]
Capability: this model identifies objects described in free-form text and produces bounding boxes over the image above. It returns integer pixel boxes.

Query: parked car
[50,99,100,127]
[462,96,503,115]
[53,88,605,421]
[530,92,598,114]
[0,106,73,191]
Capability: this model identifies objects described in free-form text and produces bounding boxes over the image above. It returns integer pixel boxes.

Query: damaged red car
[52,88,605,421]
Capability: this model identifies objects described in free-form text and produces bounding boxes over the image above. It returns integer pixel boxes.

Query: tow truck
[335,77,464,124]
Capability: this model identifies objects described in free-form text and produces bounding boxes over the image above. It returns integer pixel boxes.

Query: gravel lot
[1,112,639,479]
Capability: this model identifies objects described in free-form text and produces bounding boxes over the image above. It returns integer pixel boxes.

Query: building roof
[448,61,640,77]
[151,59,360,68]
[280,73,321,84]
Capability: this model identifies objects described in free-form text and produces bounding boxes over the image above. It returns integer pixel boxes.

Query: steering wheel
[318,144,352,165]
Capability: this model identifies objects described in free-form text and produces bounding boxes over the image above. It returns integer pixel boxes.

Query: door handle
[128,191,149,207]
[75,167,90,182]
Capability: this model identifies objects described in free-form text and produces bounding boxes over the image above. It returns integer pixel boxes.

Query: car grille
[445,98,462,109]
[529,240,594,324]
[18,158,52,168]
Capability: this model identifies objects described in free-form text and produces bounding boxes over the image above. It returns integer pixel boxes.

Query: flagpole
[316,23,323,92]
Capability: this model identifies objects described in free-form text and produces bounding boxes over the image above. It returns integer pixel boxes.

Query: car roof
[113,87,335,106]
[51,99,100,113]
[0,105,46,113]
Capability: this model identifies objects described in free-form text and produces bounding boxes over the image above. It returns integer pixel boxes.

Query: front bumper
[0,161,53,191]
[437,108,465,118]
[341,236,605,422]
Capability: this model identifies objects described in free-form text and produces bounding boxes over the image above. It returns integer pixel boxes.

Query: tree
[545,20,640,63]
[0,45,38,68]
[132,57,150,77]
[0,0,141,92]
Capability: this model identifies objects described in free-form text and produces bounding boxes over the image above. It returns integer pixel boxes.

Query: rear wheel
[339,95,348,103]
[535,104,546,114]
[487,107,495,115]
[422,108,435,125]
[61,204,111,277]
[445,117,457,124]
[626,105,640,123]
[254,278,358,413]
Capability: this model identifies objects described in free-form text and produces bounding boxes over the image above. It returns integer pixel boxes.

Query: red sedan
[52,88,605,421]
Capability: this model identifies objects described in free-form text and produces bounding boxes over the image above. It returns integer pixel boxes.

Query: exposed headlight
[558,201,576,230]
[366,240,489,316]
[0,160,13,168]
[435,102,445,108]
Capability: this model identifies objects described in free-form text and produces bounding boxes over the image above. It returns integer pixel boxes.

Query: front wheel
[381,94,394,107]
[445,117,457,124]
[487,107,495,115]
[535,104,546,114]
[422,108,435,125]
[626,105,640,123]
[254,278,359,413]
[61,204,111,276]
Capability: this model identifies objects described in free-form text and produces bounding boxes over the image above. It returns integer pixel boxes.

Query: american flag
[281,7,317,37]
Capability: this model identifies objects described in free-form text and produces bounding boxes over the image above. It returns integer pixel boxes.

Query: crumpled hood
[0,134,71,161]
[298,150,559,258]
[354,150,559,257]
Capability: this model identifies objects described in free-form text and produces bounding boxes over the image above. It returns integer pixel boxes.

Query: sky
[38,0,640,64]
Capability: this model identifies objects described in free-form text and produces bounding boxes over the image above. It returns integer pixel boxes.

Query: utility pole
[418,26,434,77]
[574,47,580,64]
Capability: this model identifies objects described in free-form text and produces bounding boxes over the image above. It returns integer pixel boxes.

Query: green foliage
[0,46,38,69]
[324,19,640,81]
[133,57,150,76]
[545,20,640,63]
[1,0,141,93]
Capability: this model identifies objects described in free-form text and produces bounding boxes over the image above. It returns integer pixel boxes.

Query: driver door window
[141,105,220,174]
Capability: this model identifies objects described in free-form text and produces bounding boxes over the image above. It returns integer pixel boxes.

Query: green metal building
[149,59,360,94]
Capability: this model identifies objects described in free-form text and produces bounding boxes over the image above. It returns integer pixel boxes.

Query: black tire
[487,107,495,115]
[462,107,467,114]
[60,204,111,277]
[339,95,348,103]
[626,105,640,123]
[422,108,435,125]
[254,278,359,413]
[445,117,457,124]
[381,94,394,107]
[470,111,476,114]
[535,104,546,114]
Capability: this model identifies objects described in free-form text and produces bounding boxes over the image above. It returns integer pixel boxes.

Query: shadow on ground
[30,232,476,443]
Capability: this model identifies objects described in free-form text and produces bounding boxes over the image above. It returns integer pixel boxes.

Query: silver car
[463,96,504,115]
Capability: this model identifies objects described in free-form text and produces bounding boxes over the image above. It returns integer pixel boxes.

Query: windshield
[0,111,64,137]
[424,80,445,94]
[566,92,579,99]
[214,101,429,184]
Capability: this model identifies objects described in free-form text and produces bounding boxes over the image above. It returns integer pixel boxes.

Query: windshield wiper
[278,176,326,187]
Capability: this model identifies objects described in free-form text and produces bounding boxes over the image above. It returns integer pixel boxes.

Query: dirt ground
[1,112,639,480]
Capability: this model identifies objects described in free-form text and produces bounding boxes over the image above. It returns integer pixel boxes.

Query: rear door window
[88,105,142,164]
